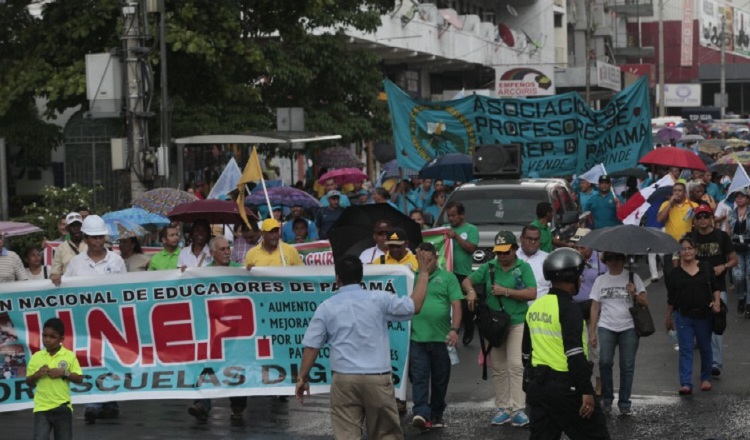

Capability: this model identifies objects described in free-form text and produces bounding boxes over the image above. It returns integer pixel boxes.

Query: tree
[0,0,392,168]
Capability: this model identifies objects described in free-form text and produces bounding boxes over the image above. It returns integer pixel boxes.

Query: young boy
[27,318,83,440]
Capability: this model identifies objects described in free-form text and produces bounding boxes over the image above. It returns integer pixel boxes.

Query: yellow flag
[237,147,264,229]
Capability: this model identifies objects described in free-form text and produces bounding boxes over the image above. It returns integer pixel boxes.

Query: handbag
[713,299,728,335]
[628,270,655,337]
[475,265,511,380]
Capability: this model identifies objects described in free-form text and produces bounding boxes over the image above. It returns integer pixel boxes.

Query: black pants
[456,274,474,339]
[527,379,610,440]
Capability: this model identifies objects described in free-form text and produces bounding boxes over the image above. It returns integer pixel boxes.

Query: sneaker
[711,367,722,377]
[84,408,97,424]
[673,343,679,352]
[412,415,427,430]
[738,298,746,315]
[511,410,529,427]
[490,409,511,425]
[619,407,631,416]
[188,403,209,422]
[430,417,446,428]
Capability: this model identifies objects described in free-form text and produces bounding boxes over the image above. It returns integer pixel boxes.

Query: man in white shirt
[359,220,392,264]
[516,225,550,303]
[178,220,212,268]
[58,215,126,423]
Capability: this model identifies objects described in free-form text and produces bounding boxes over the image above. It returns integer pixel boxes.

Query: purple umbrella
[0,221,43,238]
[656,127,682,143]
[317,147,362,169]
[245,187,321,209]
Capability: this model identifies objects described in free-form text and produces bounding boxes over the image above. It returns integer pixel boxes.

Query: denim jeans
[598,327,639,411]
[33,404,72,440]
[732,252,750,303]
[711,291,727,371]
[675,312,713,387]
[409,341,451,420]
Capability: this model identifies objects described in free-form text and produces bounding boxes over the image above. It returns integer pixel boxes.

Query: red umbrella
[638,147,707,171]
[167,200,258,224]
[318,168,368,186]
[497,23,515,47]
[0,221,43,238]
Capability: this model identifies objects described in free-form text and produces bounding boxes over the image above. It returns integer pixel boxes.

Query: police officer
[522,248,610,440]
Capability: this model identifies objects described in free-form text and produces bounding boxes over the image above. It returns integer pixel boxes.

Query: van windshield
[440,189,547,226]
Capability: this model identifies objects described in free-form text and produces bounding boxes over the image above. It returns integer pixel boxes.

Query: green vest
[526,294,587,372]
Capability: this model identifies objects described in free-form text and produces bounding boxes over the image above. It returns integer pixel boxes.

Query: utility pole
[157,0,170,182]
[720,14,727,120]
[123,0,149,200]
[657,0,665,117]
[585,0,593,105]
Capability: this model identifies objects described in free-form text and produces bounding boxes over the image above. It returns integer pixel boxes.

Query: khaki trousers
[330,373,403,440]
[490,323,526,412]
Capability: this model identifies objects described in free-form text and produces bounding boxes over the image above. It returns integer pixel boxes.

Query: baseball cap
[384,228,408,246]
[65,212,83,225]
[570,228,592,243]
[599,175,612,183]
[373,219,392,233]
[493,231,517,253]
[694,204,713,216]
[327,190,342,198]
[260,218,281,232]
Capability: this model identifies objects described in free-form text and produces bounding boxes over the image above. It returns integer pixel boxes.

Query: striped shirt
[0,250,28,282]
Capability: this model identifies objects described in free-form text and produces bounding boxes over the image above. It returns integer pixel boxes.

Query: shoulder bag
[628,270,655,337]
[475,264,511,380]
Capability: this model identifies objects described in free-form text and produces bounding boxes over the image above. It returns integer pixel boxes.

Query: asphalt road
[3,263,749,439]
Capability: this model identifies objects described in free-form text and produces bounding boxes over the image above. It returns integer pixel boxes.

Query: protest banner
[0,265,414,412]
[385,75,652,177]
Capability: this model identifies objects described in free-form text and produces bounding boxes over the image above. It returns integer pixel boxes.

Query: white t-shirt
[516,249,550,303]
[359,246,385,264]
[64,251,127,277]
[589,270,646,332]
[26,266,51,280]
[177,245,212,268]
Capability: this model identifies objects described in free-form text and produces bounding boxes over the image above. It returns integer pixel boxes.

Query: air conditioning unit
[472,144,522,178]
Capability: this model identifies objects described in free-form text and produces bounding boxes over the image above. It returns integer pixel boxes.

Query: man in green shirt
[530,203,554,253]
[148,226,181,271]
[409,242,463,431]
[444,201,479,345]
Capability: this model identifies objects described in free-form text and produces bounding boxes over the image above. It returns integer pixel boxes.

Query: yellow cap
[260,218,281,232]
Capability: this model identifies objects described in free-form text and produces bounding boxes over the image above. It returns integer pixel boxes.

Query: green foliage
[13,183,104,238]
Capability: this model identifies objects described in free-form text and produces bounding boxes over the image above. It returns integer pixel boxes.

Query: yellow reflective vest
[526,293,588,372]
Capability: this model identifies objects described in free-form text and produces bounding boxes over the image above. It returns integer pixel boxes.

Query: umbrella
[382,159,418,179]
[102,218,149,240]
[328,204,422,260]
[317,147,362,169]
[576,225,680,255]
[638,147,707,171]
[133,188,198,216]
[681,134,705,142]
[418,153,473,182]
[710,152,750,176]
[167,200,258,225]
[319,168,368,186]
[0,221,43,238]
[696,151,715,166]
[245,187,321,209]
[655,127,682,142]
[102,207,170,226]
[697,143,722,155]
[607,167,649,180]
[497,23,515,46]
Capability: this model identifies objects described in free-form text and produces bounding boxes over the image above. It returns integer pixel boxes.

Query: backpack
[474,264,511,380]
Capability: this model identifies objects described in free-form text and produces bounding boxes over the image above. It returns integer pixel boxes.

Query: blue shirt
[584,192,623,229]
[320,194,351,208]
[301,284,415,374]
[281,218,319,243]
[706,181,724,202]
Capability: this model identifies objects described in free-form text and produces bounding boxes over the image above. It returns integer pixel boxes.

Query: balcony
[605,0,654,17]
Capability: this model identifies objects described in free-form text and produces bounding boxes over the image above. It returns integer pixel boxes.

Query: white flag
[727,162,750,196]
[578,163,606,183]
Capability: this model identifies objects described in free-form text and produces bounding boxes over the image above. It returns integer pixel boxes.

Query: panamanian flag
[617,175,674,225]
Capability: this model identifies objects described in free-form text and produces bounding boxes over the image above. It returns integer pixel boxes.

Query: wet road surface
[3,269,749,439]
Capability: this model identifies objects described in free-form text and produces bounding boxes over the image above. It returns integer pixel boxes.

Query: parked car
[435,178,581,268]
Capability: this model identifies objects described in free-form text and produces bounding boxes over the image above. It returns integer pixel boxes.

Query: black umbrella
[418,153,473,182]
[576,225,680,255]
[328,204,422,260]
[608,167,649,180]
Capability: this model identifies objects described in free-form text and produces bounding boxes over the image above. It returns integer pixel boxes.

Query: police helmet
[543,248,586,282]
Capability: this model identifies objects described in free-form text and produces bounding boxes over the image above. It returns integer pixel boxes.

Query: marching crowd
[0,159,746,440]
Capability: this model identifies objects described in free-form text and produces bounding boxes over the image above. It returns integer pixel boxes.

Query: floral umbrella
[132,188,198,216]
[710,152,750,176]
[317,147,362,169]
[102,218,149,240]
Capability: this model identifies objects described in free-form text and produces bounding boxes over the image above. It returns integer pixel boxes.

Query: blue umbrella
[418,153,473,182]
[382,159,418,179]
[103,208,170,226]
[102,218,149,240]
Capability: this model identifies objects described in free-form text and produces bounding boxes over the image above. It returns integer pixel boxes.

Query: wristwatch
[63,370,70,380]
[450,327,460,334]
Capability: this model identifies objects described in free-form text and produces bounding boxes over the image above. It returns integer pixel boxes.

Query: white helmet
[81,215,109,236]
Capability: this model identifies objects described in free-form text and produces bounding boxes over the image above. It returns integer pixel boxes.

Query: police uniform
[522,287,610,439]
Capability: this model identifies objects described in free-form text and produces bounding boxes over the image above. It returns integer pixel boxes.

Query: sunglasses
[695,213,712,220]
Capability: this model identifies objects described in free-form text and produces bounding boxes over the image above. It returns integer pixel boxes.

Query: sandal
[678,386,692,395]
[700,381,712,391]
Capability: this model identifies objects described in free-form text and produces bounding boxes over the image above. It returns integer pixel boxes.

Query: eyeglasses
[695,213,712,220]
[522,236,541,242]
